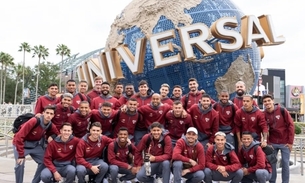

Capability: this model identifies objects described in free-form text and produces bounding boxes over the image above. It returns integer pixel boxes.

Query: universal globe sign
[77,0,284,99]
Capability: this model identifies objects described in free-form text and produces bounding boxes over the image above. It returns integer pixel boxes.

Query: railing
[293,136,305,175]
[0,104,34,118]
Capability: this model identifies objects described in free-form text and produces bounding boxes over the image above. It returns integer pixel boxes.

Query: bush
[294,123,302,134]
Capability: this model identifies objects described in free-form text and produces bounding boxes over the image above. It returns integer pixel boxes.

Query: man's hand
[16,158,24,165]
[120,105,127,112]
[261,140,267,148]
[47,136,53,143]
[216,165,226,173]
[53,171,62,181]
[182,169,190,176]
[135,166,141,173]
[189,159,197,166]
[90,165,100,174]
[206,143,213,148]
[131,167,137,174]
[241,167,249,175]
[35,113,42,118]
[285,144,293,152]
[181,110,188,118]
[238,141,243,149]
[149,155,156,162]
[221,171,229,177]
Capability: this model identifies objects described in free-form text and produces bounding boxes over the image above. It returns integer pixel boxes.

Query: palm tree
[56,44,71,92]
[18,42,31,104]
[0,53,14,103]
[32,45,49,101]
[13,64,24,104]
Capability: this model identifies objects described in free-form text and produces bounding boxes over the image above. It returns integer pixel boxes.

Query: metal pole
[5,118,8,158]
[300,139,304,176]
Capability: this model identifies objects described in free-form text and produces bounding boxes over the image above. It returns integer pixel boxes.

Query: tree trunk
[3,65,7,103]
[14,79,19,104]
[59,55,63,92]
[22,51,25,105]
[35,57,41,101]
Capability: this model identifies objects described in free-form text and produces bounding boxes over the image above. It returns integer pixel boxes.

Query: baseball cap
[186,127,198,135]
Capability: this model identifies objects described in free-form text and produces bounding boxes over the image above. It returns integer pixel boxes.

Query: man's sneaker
[155,177,162,183]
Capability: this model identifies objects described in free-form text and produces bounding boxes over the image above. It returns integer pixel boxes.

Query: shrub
[294,123,302,134]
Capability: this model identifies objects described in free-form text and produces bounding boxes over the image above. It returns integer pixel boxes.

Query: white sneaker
[155,177,162,183]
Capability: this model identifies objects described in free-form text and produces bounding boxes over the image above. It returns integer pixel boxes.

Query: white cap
[186,127,198,135]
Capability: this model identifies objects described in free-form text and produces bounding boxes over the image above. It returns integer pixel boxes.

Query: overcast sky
[0,0,303,86]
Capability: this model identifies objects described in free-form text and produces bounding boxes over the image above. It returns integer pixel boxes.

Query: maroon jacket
[161,97,173,106]
[264,104,294,144]
[206,143,241,172]
[181,91,216,110]
[138,103,171,129]
[44,135,79,173]
[52,103,74,131]
[71,93,88,109]
[34,95,58,114]
[238,142,272,173]
[234,106,268,141]
[134,133,172,166]
[188,104,219,143]
[87,89,100,101]
[90,109,118,137]
[13,117,59,158]
[232,97,258,109]
[165,110,193,140]
[68,111,91,138]
[172,137,205,173]
[132,94,152,107]
[213,102,238,133]
[113,111,141,138]
[108,140,136,169]
[90,95,120,110]
[118,94,132,106]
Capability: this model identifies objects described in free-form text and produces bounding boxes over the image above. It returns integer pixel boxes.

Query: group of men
[12,76,294,183]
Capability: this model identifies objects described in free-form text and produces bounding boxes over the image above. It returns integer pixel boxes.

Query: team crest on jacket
[69,145,73,150]
[57,148,62,152]
[180,120,184,125]
[194,116,198,119]
[121,119,125,123]
[205,118,209,122]
[250,154,253,159]
[276,115,280,119]
[109,119,112,123]
[159,110,163,114]
[76,100,80,104]
[149,113,153,117]
[97,142,101,147]
[223,156,227,161]
[226,111,230,115]
[158,144,162,148]
[87,118,90,122]
[132,120,137,124]
[251,117,256,121]
[32,131,37,135]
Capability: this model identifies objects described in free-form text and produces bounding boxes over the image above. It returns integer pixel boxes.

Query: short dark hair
[138,80,148,87]
[60,122,72,130]
[243,94,253,99]
[66,79,76,84]
[43,105,56,112]
[115,82,124,88]
[173,100,182,105]
[242,131,253,137]
[101,102,112,108]
[173,85,182,90]
[188,78,198,83]
[48,83,58,88]
[102,81,110,86]
[118,127,128,133]
[150,122,163,129]
[90,122,102,129]
[79,101,89,106]
[201,94,211,99]
[128,97,137,102]
[262,94,274,101]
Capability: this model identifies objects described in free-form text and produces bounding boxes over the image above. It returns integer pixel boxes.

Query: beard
[236,90,245,97]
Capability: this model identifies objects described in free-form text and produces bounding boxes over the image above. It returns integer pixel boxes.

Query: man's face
[263,97,274,110]
[151,95,161,106]
[150,127,162,140]
[78,82,88,94]
[241,134,253,147]
[79,103,89,116]
[188,81,198,92]
[61,97,72,108]
[242,96,253,110]
[160,86,169,97]
[48,86,58,97]
[101,106,112,117]
[95,84,102,92]
[173,103,183,116]
[43,109,55,122]
[235,83,245,96]
[214,135,226,149]
[138,84,148,95]
[101,84,110,95]
[185,132,197,144]
[125,85,134,96]
[118,130,128,143]
[114,85,124,94]
[90,126,102,140]
[200,97,211,109]
[127,100,138,112]
[219,92,229,104]
[66,82,76,93]
[172,87,182,98]
[94,79,103,86]
[60,125,72,141]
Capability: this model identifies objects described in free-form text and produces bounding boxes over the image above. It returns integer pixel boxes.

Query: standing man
[75,122,113,183]
[160,83,173,106]
[113,82,124,100]
[87,76,103,100]
[35,83,59,116]
[41,123,79,183]
[188,94,219,148]
[234,94,268,148]
[64,79,88,109]
[108,127,137,183]
[118,83,135,105]
[170,85,183,102]
[204,131,243,183]
[135,122,172,183]
[262,94,294,183]
[232,81,257,109]
[132,80,153,107]
[68,101,91,138]
[13,105,59,183]
[172,127,205,183]
[52,93,74,131]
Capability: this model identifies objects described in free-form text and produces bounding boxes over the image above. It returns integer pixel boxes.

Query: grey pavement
[0,157,304,183]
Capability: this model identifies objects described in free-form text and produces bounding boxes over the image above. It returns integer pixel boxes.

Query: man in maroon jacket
[232,81,257,109]
[172,127,205,183]
[135,122,172,183]
[263,94,294,183]
[68,101,91,138]
[234,94,268,149]
[75,122,113,183]
[238,131,272,183]
[52,93,74,131]
[64,79,88,109]
[13,105,59,183]
[41,123,79,183]
[87,76,103,101]
[204,131,243,183]
[108,127,137,183]
[188,94,219,149]
[165,100,193,147]
[118,83,135,105]
[35,83,59,116]
[90,81,120,110]
[160,83,173,106]
[170,85,183,102]
[113,82,124,100]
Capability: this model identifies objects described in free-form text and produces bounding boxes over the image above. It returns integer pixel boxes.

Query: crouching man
[135,122,172,183]
[172,127,205,183]
[204,131,243,183]
[238,131,272,183]
[41,123,79,183]
[108,127,137,183]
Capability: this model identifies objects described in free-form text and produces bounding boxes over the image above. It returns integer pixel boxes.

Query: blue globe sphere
[108,0,261,99]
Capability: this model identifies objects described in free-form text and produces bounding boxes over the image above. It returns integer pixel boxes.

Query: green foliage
[4,77,22,103]
[294,122,302,134]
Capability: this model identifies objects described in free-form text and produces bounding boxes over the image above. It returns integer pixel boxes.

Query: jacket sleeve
[205,146,218,170]
[234,110,241,133]
[209,112,219,143]
[154,136,172,162]
[108,142,129,169]
[46,124,59,139]
[43,141,57,173]
[75,140,92,169]
[258,111,268,133]
[285,109,295,144]
[34,98,43,114]
[134,135,148,166]
[189,143,205,173]
[224,151,242,172]
[172,139,190,162]
[248,146,266,173]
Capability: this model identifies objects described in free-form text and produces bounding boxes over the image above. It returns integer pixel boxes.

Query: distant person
[254,77,266,97]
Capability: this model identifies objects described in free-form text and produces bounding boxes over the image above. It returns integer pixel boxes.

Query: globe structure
[105,0,261,99]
